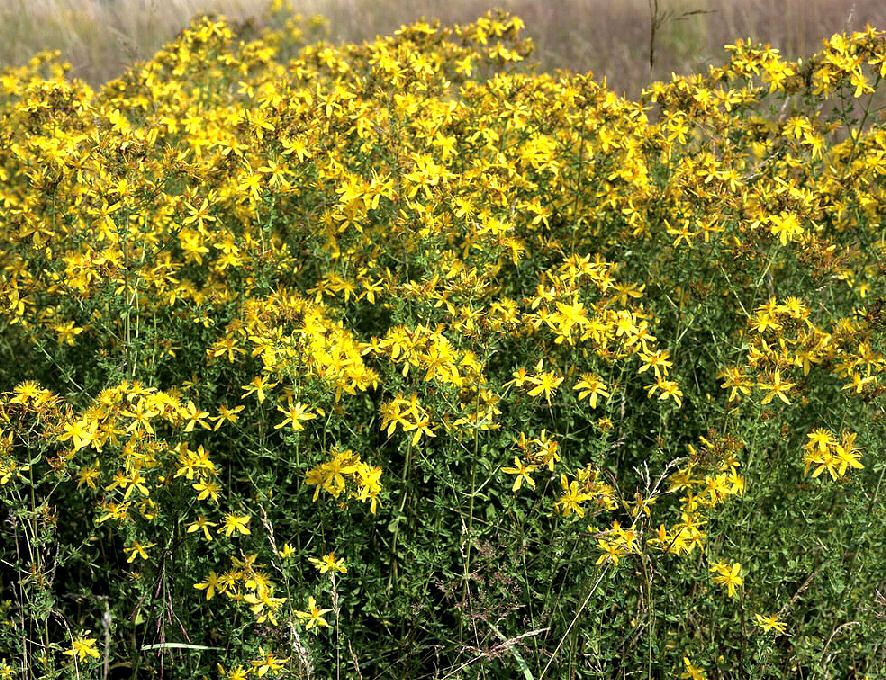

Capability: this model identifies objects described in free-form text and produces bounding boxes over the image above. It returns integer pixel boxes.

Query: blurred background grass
[2,0,886,96]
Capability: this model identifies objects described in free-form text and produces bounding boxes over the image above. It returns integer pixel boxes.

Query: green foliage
[0,3,884,679]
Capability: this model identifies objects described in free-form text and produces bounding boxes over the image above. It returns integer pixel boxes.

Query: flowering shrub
[0,2,884,677]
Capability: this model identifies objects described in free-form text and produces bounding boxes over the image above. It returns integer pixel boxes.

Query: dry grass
[0,0,266,83]
[2,0,886,95]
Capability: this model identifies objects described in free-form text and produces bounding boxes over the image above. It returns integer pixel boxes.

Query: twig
[347,641,363,680]
[778,567,818,619]
[101,604,111,680]
[441,627,550,679]
[139,643,222,651]
[820,620,861,677]
[538,569,610,679]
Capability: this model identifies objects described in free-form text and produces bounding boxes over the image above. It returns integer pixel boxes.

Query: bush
[0,3,884,678]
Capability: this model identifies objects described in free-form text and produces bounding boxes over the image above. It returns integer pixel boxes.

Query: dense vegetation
[1,2,884,677]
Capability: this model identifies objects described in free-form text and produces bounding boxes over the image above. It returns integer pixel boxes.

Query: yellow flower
[638,349,673,379]
[182,400,211,432]
[64,635,101,661]
[554,475,592,517]
[242,375,277,404]
[76,460,101,490]
[758,369,795,405]
[500,456,537,492]
[10,381,53,407]
[274,400,323,431]
[309,552,347,574]
[709,561,743,598]
[58,417,97,451]
[295,595,331,631]
[186,515,217,540]
[124,541,153,564]
[803,428,864,480]
[573,373,609,408]
[768,211,804,245]
[182,197,217,229]
[217,663,249,680]
[221,513,251,537]
[210,404,245,430]
[646,376,683,407]
[754,613,788,635]
[194,571,221,600]
[526,360,563,404]
[834,431,864,476]
[54,321,84,346]
[680,656,707,680]
[504,365,530,388]
[250,648,289,677]
[192,479,221,503]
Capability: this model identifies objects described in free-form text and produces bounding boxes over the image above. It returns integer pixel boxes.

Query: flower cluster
[1,4,884,677]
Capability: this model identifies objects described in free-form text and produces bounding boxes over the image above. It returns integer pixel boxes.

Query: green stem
[459,387,482,644]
